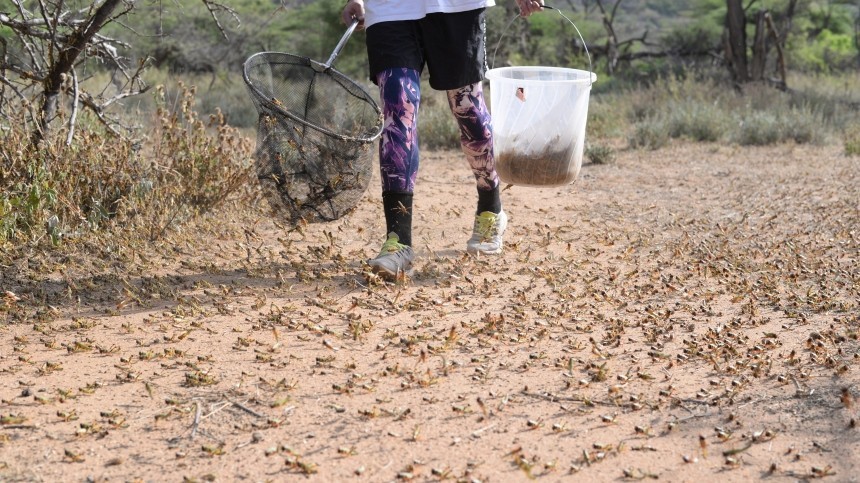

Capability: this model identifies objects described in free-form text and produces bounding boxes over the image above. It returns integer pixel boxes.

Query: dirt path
[1,143,858,482]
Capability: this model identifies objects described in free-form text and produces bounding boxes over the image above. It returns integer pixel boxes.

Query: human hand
[515,0,545,17]
[342,0,366,29]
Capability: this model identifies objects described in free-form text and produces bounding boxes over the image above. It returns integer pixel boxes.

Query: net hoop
[242,51,383,144]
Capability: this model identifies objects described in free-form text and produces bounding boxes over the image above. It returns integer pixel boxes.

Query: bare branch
[594,0,621,73]
[100,82,152,110]
[200,0,241,41]
[609,0,622,23]
[12,0,33,21]
[765,12,787,90]
[34,0,125,145]
[76,92,123,137]
[4,14,45,72]
[0,74,38,121]
[35,0,59,60]
[2,0,243,147]
[65,66,79,146]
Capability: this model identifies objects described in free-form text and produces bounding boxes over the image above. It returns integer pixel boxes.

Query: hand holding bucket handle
[515,0,545,17]
[491,3,594,86]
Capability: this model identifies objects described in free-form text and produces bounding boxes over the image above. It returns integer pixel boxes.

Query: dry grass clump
[146,84,256,235]
[0,83,255,255]
[591,70,857,149]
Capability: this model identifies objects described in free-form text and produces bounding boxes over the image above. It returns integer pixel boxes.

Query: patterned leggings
[377,68,499,193]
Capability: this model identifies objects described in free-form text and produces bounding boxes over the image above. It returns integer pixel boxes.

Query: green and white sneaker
[466,210,508,255]
[368,232,414,280]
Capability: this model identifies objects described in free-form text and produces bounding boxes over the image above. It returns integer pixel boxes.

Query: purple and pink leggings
[376,68,499,194]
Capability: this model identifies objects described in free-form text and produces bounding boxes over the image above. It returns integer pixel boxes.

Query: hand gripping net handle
[324,18,360,69]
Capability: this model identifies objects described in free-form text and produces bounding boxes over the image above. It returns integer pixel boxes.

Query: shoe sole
[369,263,414,281]
[466,245,503,255]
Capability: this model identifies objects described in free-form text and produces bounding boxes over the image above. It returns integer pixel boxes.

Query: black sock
[382,191,413,246]
[476,185,501,215]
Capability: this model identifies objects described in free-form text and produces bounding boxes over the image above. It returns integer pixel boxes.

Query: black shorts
[365,8,487,91]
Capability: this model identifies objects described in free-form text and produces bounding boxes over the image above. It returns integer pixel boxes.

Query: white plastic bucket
[486,66,596,187]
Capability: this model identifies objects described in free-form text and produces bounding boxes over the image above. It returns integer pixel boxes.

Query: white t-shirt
[365,1,496,29]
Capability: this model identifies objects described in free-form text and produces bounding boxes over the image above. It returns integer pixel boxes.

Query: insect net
[243,52,383,225]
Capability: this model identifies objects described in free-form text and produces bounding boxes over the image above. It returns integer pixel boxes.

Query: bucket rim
[485,66,597,85]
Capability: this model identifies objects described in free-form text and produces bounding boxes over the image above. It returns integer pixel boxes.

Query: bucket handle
[490,5,594,85]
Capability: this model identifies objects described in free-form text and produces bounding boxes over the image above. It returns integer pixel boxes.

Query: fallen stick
[229,398,266,419]
[470,422,497,438]
[190,401,202,439]
[201,401,232,421]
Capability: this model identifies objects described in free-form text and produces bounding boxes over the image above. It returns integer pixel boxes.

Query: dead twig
[1,425,39,430]
[190,400,202,439]
[228,398,266,419]
[200,401,232,421]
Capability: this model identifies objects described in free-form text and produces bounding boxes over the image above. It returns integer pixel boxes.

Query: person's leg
[377,67,421,247]
[418,8,508,255]
[446,82,500,215]
[447,82,506,255]
[451,84,507,255]
[365,67,422,279]
[365,22,424,279]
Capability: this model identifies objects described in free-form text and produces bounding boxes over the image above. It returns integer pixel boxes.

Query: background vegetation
[1,0,859,257]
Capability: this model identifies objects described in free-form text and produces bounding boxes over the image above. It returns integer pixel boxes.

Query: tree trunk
[33,0,123,147]
[595,0,622,75]
[725,0,749,82]
[750,10,768,81]
[780,0,798,50]
[765,12,788,90]
[855,12,860,68]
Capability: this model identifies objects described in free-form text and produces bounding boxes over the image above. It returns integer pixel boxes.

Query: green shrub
[624,74,734,146]
[845,125,860,156]
[735,111,783,146]
[629,116,670,150]
[734,106,826,146]
[786,74,860,131]
[0,148,58,244]
[781,106,825,145]
[1,140,142,245]
[611,70,850,150]
[585,144,616,164]
[665,99,731,142]
[586,94,627,139]
[792,29,858,72]
[627,88,663,123]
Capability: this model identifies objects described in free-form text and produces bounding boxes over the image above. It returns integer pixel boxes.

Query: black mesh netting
[243,52,383,225]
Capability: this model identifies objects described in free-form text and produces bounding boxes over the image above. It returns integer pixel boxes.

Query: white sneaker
[368,232,414,280]
[466,210,507,255]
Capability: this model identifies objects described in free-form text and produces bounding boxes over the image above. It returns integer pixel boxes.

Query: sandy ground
[1,142,859,483]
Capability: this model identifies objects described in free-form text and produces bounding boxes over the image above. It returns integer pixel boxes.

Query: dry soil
[1,142,858,483]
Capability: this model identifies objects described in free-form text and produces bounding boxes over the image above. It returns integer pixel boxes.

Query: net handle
[324,18,360,69]
[490,5,594,85]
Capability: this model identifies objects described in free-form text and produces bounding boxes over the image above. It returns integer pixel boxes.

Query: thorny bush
[0,83,255,253]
